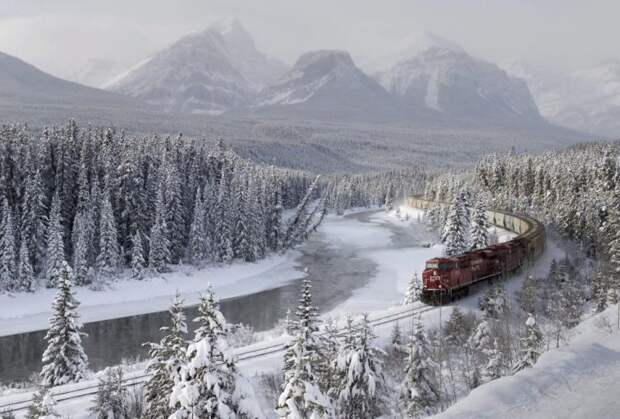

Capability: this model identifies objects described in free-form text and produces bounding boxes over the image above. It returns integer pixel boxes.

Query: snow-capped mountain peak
[253,49,404,121]
[108,18,286,114]
[378,44,542,123]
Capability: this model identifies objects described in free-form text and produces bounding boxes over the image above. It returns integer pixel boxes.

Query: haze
[1,0,619,81]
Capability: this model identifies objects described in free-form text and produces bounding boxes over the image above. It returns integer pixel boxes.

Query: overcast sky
[1,0,618,80]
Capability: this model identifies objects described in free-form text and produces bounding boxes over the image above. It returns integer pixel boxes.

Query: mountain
[108,18,287,115]
[505,60,620,137]
[0,51,146,112]
[69,58,129,88]
[250,50,408,121]
[378,46,543,125]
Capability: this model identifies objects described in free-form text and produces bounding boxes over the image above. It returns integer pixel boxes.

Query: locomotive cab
[421,257,456,304]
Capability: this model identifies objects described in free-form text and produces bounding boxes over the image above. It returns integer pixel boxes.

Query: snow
[0,251,303,337]
[434,306,620,419]
[324,211,442,316]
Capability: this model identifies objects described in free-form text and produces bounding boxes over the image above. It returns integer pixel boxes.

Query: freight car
[406,196,546,305]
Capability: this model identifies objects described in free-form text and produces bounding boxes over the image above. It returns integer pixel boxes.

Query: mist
[1,0,619,81]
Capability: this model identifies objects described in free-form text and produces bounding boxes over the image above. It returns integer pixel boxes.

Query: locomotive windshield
[426,262,453,269]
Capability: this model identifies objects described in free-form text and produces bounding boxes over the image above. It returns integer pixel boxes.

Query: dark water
[0,211,425,384]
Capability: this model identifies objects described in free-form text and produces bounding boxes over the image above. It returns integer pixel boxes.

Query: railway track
[0,303,436,414]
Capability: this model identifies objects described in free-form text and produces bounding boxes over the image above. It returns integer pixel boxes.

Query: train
[406,197,546,305]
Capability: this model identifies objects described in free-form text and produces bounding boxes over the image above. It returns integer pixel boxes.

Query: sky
[0,0,618,81]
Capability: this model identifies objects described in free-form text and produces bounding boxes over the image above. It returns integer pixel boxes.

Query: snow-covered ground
[435,305,620,419]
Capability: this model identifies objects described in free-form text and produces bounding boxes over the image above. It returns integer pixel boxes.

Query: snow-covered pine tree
[469,201,489,250]
[479,283,507,319]
[484,339,504,381]
[442,194,468,256]
[164,162,185,265]
[400,316,440,418]
[391,322,403,348]
[233,179,256,263]
[96,188,120,280]
[592,266,610,312]
[26,386,59,419]
[403,272,421,305]
[512,313,543,373]
[45,192,65,288]
[267,174,283,252]
[517,275,538,315]
[467,319,495,385]
[444,307,471,348]
[320,317,340,396]
[17,240,35,292]
[71,212,90,286]
[20,168,47,275]
[335,314,385,418]
[277,277,332,418]
[384,184,394,212]
[170,286,257,418]
[143,293,187,418]
[188,188,207,264]
[216,165,235,263]
[90,367,128,419]
[0,198,17,291]
[149,186,170,273]
[41,261,88,386]
[130,230,146,280]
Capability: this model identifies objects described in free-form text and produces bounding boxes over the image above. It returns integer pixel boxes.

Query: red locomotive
[412,198,546,305]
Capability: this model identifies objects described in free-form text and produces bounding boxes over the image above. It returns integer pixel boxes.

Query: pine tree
[164,163,185,264]
[517,275,538,315]
[400,317,440,418]
[513,313,543,373]
[26,386,59,419]
[170,287,255,418]
[130,230,146,280]
[334,314,384,418]
[41,261,88,386]
[17,240,35,292]
[90,367,128,419]
[391,322,403,348]
[0,198,17,291]
[468,319,495,384]
[403,272,421,305]
[479,283,507,319]
[71,211,90,286]
[149,186,170,273]
[277,278,332,418]
[442,194,467,256]
[384,184,394,212]
[444,307,471,348]
[96,188,120,280]
[188,188,207,264]
[20,168,47,275]
[469,201,489,250]
[143,293,187,418]
[45,192,65,288]
[484,339,504,381]
[216,166,235,263]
